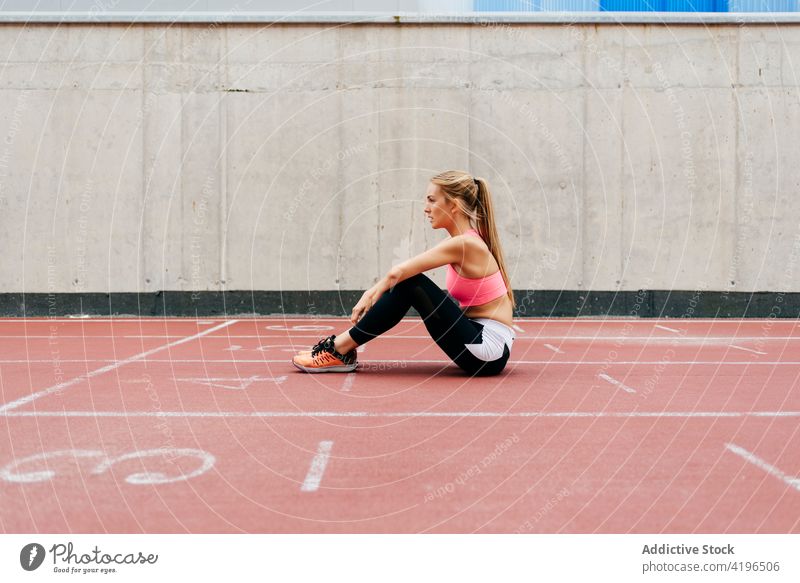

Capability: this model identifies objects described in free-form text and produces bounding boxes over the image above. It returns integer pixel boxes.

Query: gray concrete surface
[4,13,800,23]
[1,21,799,296]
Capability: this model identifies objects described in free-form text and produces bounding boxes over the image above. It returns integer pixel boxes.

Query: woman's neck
[447,221,475,237]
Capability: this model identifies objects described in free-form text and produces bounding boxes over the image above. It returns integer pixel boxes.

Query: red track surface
[1,317,798,533]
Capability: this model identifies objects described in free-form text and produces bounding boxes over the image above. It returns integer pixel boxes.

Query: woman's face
[424,183,455,229]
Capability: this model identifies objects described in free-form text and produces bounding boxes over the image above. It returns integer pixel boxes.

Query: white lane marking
[0,320,239,413]
[5,359,800,365]
[0,319,249,324]
[655,324,681,333]
[512,324,525,333]
[257,344,309,353]
[266,325,334,331]
[543,343,564,354]
[301,440,333,492]
[5,334,800,341]
[357,345,366,353]
[597,373,637,394]
[174,375,287,390]
[4,318,795,324]
[340,375,356,393]
[729,344,767,355]
[725,443,800,492]
[223,345,242,352]
[3,411,798,419]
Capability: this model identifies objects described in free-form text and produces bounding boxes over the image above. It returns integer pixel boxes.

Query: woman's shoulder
[449,233,498,275]
[448,232,487,260]
[450,230,484,245]
[461,232,490,251]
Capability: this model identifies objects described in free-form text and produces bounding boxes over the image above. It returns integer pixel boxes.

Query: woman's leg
[347,273,508,376]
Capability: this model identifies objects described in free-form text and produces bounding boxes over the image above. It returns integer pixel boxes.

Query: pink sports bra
[446,229,509,308]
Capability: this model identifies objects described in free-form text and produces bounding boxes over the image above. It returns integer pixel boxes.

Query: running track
[0,317,798,533]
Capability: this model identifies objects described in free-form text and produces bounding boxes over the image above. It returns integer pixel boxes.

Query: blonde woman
[292,170,516,377]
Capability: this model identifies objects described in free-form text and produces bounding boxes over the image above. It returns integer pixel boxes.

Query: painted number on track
[0,449,215,485]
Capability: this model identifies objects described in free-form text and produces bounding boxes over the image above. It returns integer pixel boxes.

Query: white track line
[4,359,800,365]
[7,335,800,340]
[0,319,243,323]
[725,443,800,492]
[655,324,681,333]
[0,320,238,413]
[174,375,287,390]
[4,317,791,322]
[512,324,525,333]
[175,376,286,382]
[729,344,767,355]
[301,440,333,492]
[340,375,356,392]
[597,373,637,394]
[543,343,564,354]
[2,411,798,419]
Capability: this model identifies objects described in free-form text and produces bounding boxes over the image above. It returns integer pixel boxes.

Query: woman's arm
[368,271,401,297]
[349,274,399,324]
[349,236,468,324]
[387,236,467,286]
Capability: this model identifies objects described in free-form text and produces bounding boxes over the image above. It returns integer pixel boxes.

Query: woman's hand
[350,287,381,325]
[350,271,401,325]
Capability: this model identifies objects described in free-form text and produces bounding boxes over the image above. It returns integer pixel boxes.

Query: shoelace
[310,337,332,357]
[309,335,355,365]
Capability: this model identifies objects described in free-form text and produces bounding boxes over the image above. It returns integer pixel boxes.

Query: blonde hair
[430,170,515,309]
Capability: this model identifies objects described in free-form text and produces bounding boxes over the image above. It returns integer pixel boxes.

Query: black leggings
[348,273,511,376]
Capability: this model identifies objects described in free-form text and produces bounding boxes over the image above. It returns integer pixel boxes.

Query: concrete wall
[0,1,471,12]
[1,22,799,297]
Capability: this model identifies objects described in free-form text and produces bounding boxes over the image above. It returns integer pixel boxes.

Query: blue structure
[474,0,797,9]
[599,0,727,10]
[729,0,796,8]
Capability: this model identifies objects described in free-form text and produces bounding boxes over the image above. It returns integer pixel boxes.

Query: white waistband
[470,318,516,344]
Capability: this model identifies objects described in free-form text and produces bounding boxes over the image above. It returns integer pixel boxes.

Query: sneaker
[294,336,331,357]
[295,337,356,357]
[292,335,358,373]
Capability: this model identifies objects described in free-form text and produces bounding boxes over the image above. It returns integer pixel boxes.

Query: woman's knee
[395,272,429,287]
[391,273,430,294]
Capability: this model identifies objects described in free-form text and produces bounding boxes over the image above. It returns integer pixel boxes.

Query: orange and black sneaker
[292,335,358,373]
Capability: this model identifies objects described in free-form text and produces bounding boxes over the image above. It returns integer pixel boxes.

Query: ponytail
[473,177,515,309]
[430,170,515,310]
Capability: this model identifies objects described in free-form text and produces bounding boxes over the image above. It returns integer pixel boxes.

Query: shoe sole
[292,361,358,373]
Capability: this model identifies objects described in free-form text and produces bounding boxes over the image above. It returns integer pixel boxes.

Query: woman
[291,170,516,377]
